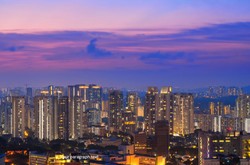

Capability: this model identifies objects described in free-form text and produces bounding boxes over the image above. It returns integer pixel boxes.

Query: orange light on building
[124,121,135,125]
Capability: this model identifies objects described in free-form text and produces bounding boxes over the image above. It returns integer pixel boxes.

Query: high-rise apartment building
[68,84,102,139]
[0,96,12,134]
[158,87,173,135]
[68,85,76,139]
[122,92,138,133]
[11,96,27,138]
[210,102,215,115]
[68,85,87,139]
[195,113,242,133]
[74,96,88,138]
[195,114,213,132]
[86,108,101,127]
[127,92,138,114]
[216,102,224,116]
[108,90,123,132]
[223,105,231,115]
[236,95,250,118]
[172,93,194,135]
[122,110,136,133]
[34,96,57,140]
[158,86,172,121]
[39,86,64,97]
[145,87,158,135]
[88,84,102,110]
[58,96,69,140]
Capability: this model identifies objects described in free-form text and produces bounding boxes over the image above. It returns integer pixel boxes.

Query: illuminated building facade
[88,84,102,110]
[122,111,136,133]
[11,96,27,138]
[0,96,12,134]
[74,96,88,138]
[241,135,250,158]
[145,87,158,135]
[108,90,123,132]
[122,92,138,133]
[29,152,47,165]
[172,93,194,135]
[158,86,172,121]
[58,96,69,140]
[236,94,250,119]
[68,85,80,139]
[198,130,250,165]
[158,86,173,134]
[195,114,213,131]
[223,105,231,115]
[244,118,250,133]
[68,84,102,139]
[216,102,224,116]
[195,113,242,133]
[68,84,88,139]
[34,96,57,140]
[86,108,101,126]
[127,92,138,114]
[134,132,147,155]
[210,102,215,115]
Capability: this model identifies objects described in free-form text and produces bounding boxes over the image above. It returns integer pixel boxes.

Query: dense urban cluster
[0,85,249,164]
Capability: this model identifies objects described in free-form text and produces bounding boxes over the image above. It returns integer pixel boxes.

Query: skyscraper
[68,85,88,139]
[68,84,102,139]
[57,96,69,140]
[108,90,123,132]
[34,96,57,140]
[122,110,136,133]
[0,96,12,134]
[74,96,88,138]
[11,96,27,138]
[68,85,76,139]
[122,92,138,133]
[88,84,102,110]
[216,102,224,116]
[158,86,173,135]
[236,94,250,118]
[158,86,172,121]
[145,87,158,135]
[172,93,194,135]
[127,92,138,114]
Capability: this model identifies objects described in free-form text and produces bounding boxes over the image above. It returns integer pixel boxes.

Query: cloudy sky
[0,0,250,89]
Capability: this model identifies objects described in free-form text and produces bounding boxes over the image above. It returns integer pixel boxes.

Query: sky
[0,0,250,89]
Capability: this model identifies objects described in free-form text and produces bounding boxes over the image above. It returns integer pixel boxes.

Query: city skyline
[1,1,250,89]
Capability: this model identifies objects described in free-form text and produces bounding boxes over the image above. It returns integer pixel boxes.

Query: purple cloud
[86,38,112,58]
